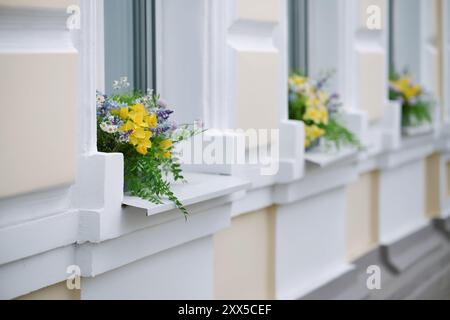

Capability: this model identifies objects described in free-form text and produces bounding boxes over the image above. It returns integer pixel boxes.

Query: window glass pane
[388,0,395,73]
[289,0,309,75]
[104,0,155,94]
[389,0,421,76]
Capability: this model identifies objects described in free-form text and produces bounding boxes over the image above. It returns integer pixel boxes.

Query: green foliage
[323,117,361,150]
[288,72,360,151]
[97,120,189,217]
[389,70,433,128]
[96,87,196,217]
[401,100,433,128]
[123,148,188,218]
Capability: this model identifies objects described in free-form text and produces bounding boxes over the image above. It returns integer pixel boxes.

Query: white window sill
[122,172,251,217]
[305,146,358,168]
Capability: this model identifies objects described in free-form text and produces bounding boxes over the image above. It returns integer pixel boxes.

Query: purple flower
[156,109,174,122]
[157,99,168,109]
[119,129,133,143]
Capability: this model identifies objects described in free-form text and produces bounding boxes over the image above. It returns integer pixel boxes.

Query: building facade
[1,0,450,300]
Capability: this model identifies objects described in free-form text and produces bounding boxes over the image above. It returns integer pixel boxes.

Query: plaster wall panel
[346,171,380,261]
[0,53,77,199]
[214,208,276,300]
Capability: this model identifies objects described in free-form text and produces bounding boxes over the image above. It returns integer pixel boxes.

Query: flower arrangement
[288,72,359,151]
[389,70,433,128]
[96,77,203,217]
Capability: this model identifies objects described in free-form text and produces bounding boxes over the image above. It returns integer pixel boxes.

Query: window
[388,0,421,77]
[288,0,309,74]
[388,0,395,73]
[100,0,216,126]
[103,0,156,94]
[287,0,341,96]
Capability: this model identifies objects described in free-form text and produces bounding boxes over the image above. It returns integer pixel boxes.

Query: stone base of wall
[302,219,450,300]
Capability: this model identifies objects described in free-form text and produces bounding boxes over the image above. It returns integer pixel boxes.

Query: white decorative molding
[379,159,428,245]
[443,0,450,125]
[274,161,358,205]
[81,236,214,300]
[0,245,75,300]
[276,184,354,299]
[379,133,436,170]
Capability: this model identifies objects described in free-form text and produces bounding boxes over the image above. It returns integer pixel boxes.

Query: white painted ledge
[274,157,358,205]
[402,124,434,137]
[379,133,437,170]
[305,146,358,168]
[123,173,251,217]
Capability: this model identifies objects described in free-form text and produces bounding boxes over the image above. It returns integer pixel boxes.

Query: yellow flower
[139,138,152,148]
[305,125,325,147]
[311,125,325,139]
[128,110,145,126]
[318,106,329,125]
[120,120,136,132]
[391,76,422,100]
[318,91,329,104]
[305,125,313,140]
[304,136,312,148]
[159,139,173,151]
[306,96,320,108]
[119,107,129,120]
[289,75,307,87]
[129,128,145,145]
[304,107,321,124]
[163,151,171,159]
[132,103,146,113]
[136,145,149,156]
[145,112,157,128]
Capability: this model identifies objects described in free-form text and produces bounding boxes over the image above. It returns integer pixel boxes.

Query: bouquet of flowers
[389,70,433,128]
[288,72,359,151]
[96,77,203,217]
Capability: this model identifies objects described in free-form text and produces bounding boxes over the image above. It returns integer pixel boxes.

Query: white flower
[96,95,105,105]
[100,122,118,134]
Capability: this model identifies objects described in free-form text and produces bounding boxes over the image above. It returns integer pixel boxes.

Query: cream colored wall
[0,0,78,199]
[358,53,386,121]
[428,0,443,103]
[235,0,280,23]
[356,0,388,122]
[214,208,276,300]
[231,0,281,131]
[0,53,78,199]
[426,153,441,219]
[346,171,380,261]
[446,161,450,199]
[236,52,280,131]
[17,282,80,300]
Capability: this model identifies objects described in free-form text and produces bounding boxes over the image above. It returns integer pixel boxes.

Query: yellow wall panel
[17,282,80,300]
[426,153,441,219]
[358,51,386,121]
[447,161,450,200]
[235,0,280,23]
[0,53,78,199]
[346,171,379,261]
[214,208,276,300]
